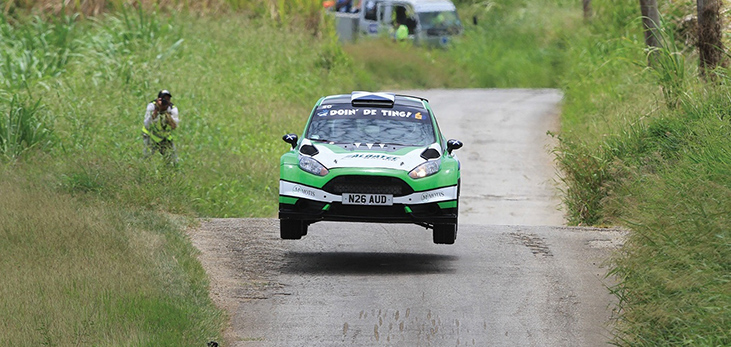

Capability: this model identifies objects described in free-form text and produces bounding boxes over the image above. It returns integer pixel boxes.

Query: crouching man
[142,89,179,165]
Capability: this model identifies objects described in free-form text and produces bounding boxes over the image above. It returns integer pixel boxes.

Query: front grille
[322,175,413,197]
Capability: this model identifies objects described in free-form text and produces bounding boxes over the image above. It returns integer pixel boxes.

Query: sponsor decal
[330,109,359,116]
[421,191,446,202]
[379,110,411,118]
[293,185,316,198]
[321,104,333,109]
[362,109,411,118]
[342,154,399,162]
[319,108,425,121]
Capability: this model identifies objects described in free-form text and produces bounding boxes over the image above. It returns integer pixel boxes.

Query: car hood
[301,139,441,171]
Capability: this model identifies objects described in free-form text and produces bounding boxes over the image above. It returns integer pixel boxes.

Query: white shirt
[144,102,179,130]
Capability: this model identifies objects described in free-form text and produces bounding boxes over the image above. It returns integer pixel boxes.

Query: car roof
[372,0,457,13]
[319,92,428,109]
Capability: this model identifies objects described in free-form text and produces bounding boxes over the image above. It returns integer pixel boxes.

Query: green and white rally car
[279,91,463,244]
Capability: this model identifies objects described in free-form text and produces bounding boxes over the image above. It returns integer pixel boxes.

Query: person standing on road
[142,90,179,164]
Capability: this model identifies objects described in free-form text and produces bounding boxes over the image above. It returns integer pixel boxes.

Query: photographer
[142,90,179,164]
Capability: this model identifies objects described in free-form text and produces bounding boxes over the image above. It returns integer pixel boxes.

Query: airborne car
[279,91,463,244]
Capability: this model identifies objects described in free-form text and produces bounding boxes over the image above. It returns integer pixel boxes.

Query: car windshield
[418,11,462,34]
[305,104,436,146]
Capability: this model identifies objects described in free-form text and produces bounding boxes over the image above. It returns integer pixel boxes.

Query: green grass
[553,0,730,345]
[0,172,222,345]
[0,95,54,160]
[602,90,731,346]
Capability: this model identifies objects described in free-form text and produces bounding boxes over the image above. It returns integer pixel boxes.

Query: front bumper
[279,180,458,226]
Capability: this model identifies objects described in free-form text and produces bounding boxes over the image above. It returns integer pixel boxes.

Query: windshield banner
[315,105,430,122]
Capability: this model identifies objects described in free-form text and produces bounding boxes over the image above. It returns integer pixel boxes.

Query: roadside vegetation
[0,0,728,345]
[553,0,730,345]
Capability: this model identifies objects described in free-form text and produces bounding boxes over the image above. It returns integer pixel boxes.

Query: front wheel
[280,219,306,240]
[433,223,456,244]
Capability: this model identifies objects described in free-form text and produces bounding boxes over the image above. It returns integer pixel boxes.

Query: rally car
[279,91,463,244]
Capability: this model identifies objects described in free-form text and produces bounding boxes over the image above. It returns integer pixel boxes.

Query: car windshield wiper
[347,141,410,147]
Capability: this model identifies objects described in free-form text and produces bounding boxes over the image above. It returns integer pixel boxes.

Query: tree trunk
[639,0,662,51]
[697,0,725,77]
[583,0,592,20]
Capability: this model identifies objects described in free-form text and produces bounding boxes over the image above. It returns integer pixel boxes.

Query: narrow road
[406,89,564,226]
[189,89,624,346]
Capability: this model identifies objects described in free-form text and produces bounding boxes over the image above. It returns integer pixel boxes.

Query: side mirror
[283,133,298,149]
[447,139,463,154]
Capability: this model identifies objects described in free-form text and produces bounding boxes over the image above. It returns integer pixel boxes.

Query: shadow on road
[281,251,458,276]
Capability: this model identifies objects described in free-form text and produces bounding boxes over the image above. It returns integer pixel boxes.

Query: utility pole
[697,0,725,77]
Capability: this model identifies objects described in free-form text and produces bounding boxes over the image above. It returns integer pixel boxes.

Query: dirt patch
[510,232,554,258]
[187,218,285,344]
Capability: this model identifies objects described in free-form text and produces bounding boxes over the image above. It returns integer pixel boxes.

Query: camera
[156,98,171,113]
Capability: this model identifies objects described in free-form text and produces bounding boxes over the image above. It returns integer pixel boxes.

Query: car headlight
[409,160,440,179]
[299,156,329,176]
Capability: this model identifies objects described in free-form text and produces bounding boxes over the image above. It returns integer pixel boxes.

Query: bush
[0,95,54,160]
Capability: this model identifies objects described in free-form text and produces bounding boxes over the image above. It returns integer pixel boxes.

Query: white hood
[301,139,441,171]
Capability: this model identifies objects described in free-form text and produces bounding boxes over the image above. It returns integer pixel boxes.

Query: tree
[697,0,725,77]
[639,0,661,56]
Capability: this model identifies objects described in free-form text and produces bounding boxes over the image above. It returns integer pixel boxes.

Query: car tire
[281,219,306,240]
[433,223,456,244]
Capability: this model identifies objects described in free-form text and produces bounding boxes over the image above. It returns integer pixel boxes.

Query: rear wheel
[280,219,306,239]
[433,223,456,244]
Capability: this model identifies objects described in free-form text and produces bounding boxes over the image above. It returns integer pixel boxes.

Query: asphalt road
[404,88,565,226]
[189,89,624,346]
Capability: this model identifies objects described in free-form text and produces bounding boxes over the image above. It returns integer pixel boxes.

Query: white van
[358,0,463,46]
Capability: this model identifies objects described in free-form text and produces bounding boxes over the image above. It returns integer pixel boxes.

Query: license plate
[342,193,393,206]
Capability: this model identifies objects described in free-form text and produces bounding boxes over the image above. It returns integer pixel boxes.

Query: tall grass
[0,95,54,159]
[0,172,222,346]
[0,13,81,157]
[0,13,80,93]
[0,8,223,346]
[3,0,231,16]
[607,92,731,345]
[644,18,689,108]
[554,0,730,345]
